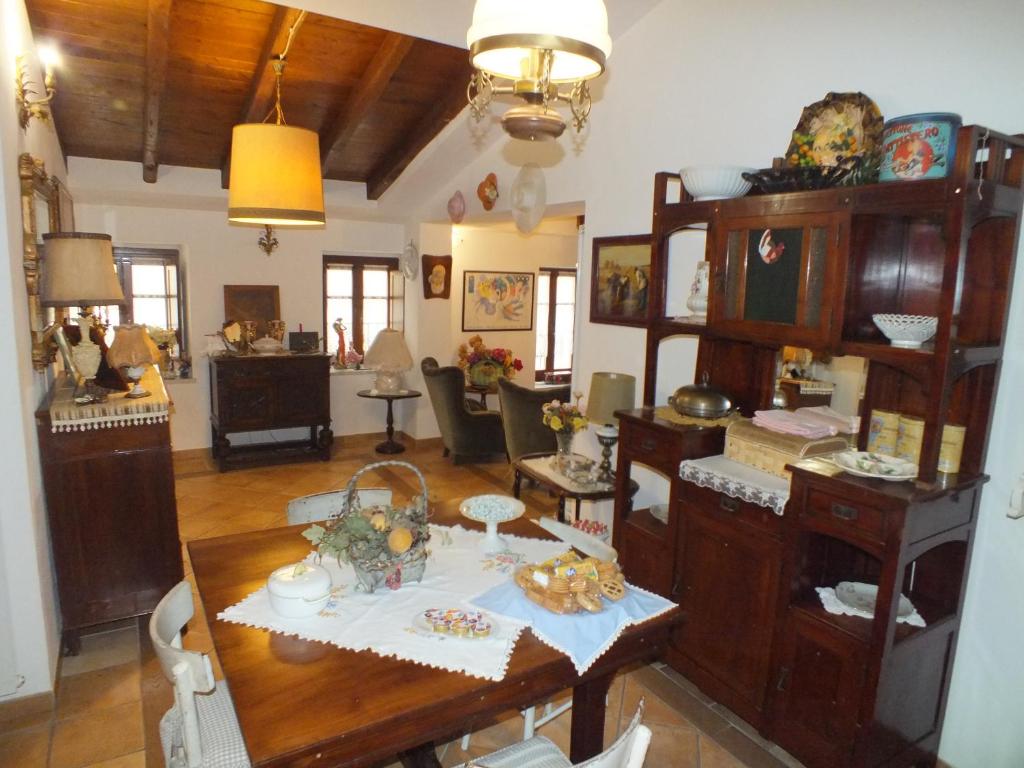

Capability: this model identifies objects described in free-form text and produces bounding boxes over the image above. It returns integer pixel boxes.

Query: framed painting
[590,234,651,327]
[422,254,453,300]
[224,284,280,339]
[462,270,535,332]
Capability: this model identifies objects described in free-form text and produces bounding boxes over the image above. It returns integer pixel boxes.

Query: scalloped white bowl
[872,314,938,348]
[679,166,757,201]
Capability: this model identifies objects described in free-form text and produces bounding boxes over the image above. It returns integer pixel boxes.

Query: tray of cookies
[513,550,626,614]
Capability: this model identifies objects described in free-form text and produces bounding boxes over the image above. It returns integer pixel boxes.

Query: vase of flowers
[457,335,523,386]
[542,393,588,468]
[146,326,178,378]
[302,461,430,592]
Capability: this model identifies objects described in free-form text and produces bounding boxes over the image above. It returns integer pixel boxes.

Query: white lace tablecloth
[815,587,926,627]
[218,524,567,681]
[679,454,790,515]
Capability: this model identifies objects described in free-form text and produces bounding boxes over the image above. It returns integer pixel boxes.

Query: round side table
[356,389,422,454]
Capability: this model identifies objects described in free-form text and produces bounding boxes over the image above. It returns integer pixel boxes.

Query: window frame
[322,254,401,354]
[535,266,577,382]
[102,247,187,355]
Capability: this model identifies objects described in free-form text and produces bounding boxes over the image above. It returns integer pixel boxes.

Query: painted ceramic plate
[785,91,884,170]
[833,451,917,481]
[835,581,914,619]
[401,241,419,280]
[459,495,525,524]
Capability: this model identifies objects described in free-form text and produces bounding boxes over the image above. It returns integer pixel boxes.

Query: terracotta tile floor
[0,434,805,768]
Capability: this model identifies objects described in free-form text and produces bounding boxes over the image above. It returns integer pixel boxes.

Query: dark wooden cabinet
[210,354,333,471]
[36,379,184,654]
[614,125,1024,767]
[612,410,723,596]
[668,483,784,728]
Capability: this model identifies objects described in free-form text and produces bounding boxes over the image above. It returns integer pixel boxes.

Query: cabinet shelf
[624,507,670,541]
[650,317,708,341]
[791,587,929,645]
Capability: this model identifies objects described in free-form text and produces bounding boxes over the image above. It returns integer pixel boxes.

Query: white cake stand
[460,495,525,554]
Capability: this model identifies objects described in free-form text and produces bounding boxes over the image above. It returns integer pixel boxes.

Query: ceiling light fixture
[15,45,60,130]
[227,11,324,255]
[465,0,612,142]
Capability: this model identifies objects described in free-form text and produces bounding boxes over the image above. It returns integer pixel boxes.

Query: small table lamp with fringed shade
[586,372,636,483]
[107,325,161,398]
[363,329,413,394]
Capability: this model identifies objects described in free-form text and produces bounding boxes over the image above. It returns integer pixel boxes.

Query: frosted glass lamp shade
[107,324,160,369]
[40,233,124,307]
[228,124,325,227]
[587,371,636,425]
[467,0,612,82]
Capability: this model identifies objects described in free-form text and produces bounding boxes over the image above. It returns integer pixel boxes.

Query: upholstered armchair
[497,379,571,463]
[421,357,507,464]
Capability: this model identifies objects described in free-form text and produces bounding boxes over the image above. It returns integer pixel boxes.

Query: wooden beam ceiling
[142,0,172,183]
[219,5,306,188]
[365,80,469,201]
[319,31,413,174]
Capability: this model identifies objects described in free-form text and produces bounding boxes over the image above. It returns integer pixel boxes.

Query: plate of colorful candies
[414,608,497,639]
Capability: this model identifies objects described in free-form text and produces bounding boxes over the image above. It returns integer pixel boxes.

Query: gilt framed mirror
[20,153,62,370]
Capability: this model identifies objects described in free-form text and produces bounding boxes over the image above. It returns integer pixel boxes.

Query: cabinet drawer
[621,425,680,475]
[802,489,886,543]
[680,481,785,538]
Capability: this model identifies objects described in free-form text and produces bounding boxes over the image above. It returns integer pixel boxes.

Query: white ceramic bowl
[679,166,757,201]
[871,314,938,348]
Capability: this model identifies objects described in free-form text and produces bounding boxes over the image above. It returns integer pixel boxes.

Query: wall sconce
[16,46,60,131]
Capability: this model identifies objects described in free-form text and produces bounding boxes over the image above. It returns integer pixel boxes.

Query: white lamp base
[373,370,404,393]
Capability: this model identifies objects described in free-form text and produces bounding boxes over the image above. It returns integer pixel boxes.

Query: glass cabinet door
[713,212,845,348]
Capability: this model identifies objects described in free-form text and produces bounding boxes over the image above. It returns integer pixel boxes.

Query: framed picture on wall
[589,234,652,327]
[224,284,281,339]
[422,254,453,300]
[462,270,535,332]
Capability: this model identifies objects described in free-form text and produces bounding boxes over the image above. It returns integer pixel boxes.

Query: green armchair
[497,379,571,463]
[420,357,507,464]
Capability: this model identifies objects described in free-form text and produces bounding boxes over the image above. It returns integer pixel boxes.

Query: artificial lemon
[370,512,388,532]
[387,526,413,554]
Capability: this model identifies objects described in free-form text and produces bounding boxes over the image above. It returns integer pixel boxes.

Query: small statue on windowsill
[332,318,347,369]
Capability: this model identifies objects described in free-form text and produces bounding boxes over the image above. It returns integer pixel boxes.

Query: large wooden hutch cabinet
[613,126,1023,767]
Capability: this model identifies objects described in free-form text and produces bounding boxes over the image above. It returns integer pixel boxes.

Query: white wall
[0,0,66,699]
[72,200,408,450]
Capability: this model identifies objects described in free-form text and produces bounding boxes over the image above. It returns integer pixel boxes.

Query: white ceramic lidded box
[267,562,332,618]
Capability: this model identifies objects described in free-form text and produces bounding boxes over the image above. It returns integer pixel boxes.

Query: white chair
[460,701,650,768]
[150,581,250,768]
[286,487,393,524]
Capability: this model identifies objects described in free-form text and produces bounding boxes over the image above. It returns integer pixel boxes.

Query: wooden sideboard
[614,126,1024,767]
[209,353,333,471]
[36,372,183,654]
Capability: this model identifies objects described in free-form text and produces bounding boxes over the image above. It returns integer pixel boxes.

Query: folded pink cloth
[753,409,837,439]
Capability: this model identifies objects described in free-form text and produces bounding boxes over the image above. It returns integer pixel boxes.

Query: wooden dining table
[188,500,682,768]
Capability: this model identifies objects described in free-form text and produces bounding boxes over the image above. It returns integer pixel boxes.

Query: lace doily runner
[679,454,790,515]
[472,578,677,675]
[49,367,169,432]
[218,524,567,681]
[520,456,612,494]
[815,588,926,627]
[654,406,741,428]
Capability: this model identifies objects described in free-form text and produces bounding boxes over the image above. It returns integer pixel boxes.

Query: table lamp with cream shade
[40,233,124,381]
[586,372,636,483]
[363,329,413,394]
[107,325,160,398]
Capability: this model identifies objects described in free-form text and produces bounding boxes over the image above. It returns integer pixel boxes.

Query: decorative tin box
[724,418,849,480]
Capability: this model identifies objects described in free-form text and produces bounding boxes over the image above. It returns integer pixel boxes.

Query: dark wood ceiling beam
[141,0,172,183]
[365,83,469,200]
[219,6,305,189]
[319,32,413,174]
